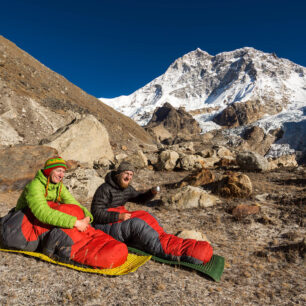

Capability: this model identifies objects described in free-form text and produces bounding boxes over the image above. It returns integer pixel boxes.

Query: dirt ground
[0,167,305,305]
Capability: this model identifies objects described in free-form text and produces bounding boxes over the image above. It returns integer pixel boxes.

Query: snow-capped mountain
[100,47,306,154]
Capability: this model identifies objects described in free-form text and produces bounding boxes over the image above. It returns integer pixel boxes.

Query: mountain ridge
[100,47,306,155]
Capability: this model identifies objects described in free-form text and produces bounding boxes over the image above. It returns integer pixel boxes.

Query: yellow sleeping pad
[0,248,151,276]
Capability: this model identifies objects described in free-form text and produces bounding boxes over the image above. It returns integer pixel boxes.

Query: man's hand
[74,217,90,232]
[119,213,131,221]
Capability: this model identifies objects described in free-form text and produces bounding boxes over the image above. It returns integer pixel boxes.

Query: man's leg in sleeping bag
[95,210,213,264]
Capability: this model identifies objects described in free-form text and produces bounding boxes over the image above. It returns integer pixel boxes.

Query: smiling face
[50,167,66,184]
[116,170,133,189]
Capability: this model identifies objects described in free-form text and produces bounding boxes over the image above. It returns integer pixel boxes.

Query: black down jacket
[91,171,155,224]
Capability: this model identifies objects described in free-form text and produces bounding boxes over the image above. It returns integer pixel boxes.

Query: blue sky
[1,0,305,98]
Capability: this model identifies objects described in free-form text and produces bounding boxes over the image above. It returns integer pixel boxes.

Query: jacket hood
[105,171,121,190]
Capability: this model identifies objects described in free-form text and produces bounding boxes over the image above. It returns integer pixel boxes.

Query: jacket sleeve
[60,184,93,222]
[91,185,120,224]
[25,180,77,229]
[128,186,155,204]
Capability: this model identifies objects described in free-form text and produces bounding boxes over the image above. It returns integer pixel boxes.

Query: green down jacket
[15,170,93,228]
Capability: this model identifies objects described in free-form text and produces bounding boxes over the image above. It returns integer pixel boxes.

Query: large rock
[201,156,221,168]
[178,154,205,171]
[156,150,179,170]
[268,154,298,169]
[198,148,216,158]
[0,145,58,191]
[63,167,104,202]
[236,151,270,172]
[42,115,114,165]
[163,186,220,209]
[232,204,260,219]
[170,142,195,154]
[178,169,215,187]
[215,146,235,158]
[121,150,148,169]
[213,172,253,198]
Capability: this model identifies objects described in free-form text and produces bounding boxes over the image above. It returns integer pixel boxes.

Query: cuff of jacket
[96,211,120,224]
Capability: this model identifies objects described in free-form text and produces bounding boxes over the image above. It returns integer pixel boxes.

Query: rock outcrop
[146,103,201,142]
[213,100,282,127]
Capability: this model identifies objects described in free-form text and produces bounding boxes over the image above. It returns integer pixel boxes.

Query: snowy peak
[100,47,306,150]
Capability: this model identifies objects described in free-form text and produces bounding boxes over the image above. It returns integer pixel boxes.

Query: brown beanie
[116,161,135,174]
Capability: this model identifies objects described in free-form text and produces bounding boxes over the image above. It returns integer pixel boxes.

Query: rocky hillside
[101,47,306,156]
[0,35,155,152]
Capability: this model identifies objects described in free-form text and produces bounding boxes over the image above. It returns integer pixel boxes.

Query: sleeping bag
[0,202,128,269]
[94,206,213,265]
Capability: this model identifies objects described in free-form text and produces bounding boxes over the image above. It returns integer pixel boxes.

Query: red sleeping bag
[94,206,213,265]
[1,202,128,269]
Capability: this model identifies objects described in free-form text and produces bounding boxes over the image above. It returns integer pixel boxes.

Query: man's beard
[116,175,130,189]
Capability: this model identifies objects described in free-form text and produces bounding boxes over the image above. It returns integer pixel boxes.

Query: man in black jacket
[91,161,157,224]
[91,161,213,264]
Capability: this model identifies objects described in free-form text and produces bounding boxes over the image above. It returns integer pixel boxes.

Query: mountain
[0,35,154,152]
[100,47,306,155]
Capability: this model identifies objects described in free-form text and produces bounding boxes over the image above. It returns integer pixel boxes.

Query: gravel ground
[0,167,305,305]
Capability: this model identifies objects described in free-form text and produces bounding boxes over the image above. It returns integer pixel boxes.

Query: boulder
[93,157,114,169]
[163,186,220,209]
[122,150,148,169]
[0,145,58,191]
[42,115,114,165]
[198,148,216,158]
[178,169,215,187]
[236,151,270,172]
[201,156,221,168]
[215,157,237,169]
[178,154,205,171]
[213,172,253,198]
[171,142,195,154]
[65,160,80,171]
[176,230,210,243]
[63,167,104,202]
[232,204,260,219]
[215,146,235,158]
[268,154,298,169]
[115,153,128,163]
[156,150,179,171]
